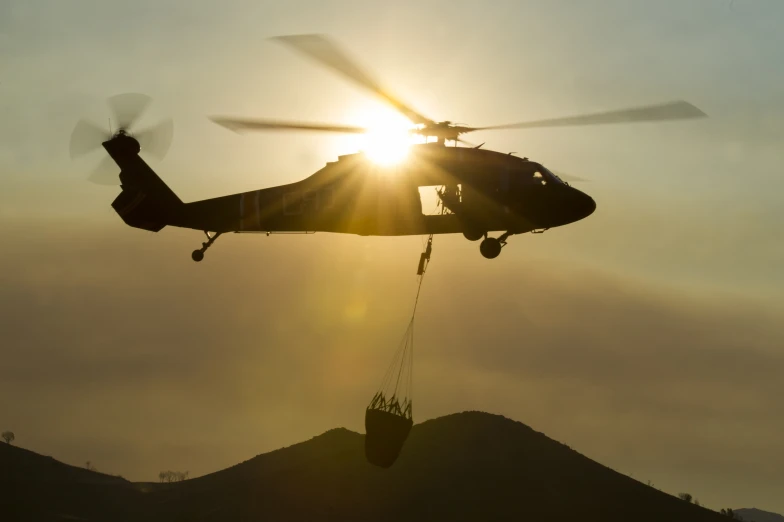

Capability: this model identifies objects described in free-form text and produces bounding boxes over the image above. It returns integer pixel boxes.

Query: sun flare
[363,127,413,166]
[347,105,417,166]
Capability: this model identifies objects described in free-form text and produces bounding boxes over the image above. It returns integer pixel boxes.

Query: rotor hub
[105,132,141,156]
[69,93,174,184]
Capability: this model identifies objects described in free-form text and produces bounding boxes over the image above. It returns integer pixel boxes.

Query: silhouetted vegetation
[159,470,189,482]
[2,431,14,444]
[721,509,744,520]
[678,492,693,503]
[85,460,97,471]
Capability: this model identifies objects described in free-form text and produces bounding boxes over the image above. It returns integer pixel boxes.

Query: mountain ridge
[736,508,784,522]
[1,411,741,522]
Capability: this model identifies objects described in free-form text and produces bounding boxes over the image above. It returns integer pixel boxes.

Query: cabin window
[419,185,462,215]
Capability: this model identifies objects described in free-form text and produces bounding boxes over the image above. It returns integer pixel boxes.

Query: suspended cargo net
[365,235,432,468]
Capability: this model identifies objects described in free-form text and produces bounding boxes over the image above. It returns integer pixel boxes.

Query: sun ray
[344,104,417,167]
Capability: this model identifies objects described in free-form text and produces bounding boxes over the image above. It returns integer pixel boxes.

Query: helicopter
[69,34,707,262]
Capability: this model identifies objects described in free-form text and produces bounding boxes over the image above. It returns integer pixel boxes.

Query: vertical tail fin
[104,134,183,232]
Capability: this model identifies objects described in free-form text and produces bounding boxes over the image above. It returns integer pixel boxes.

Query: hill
[736,508,784,522]
[0,441,141,521]
[1,411,738,522]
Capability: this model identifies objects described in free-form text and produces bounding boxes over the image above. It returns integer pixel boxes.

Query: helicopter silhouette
[69,34,707,262]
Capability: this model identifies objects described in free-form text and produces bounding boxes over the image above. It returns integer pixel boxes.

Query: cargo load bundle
[365,318,415,468]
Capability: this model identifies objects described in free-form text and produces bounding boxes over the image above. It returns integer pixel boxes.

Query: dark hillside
[0,442,142,521]
[736,508,784,522]
[154,411,738,522]
[1,412,741,522]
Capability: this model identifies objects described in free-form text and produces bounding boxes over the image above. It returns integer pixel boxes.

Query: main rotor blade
[107,93,152,131]
[210,116,369,135]
[136,118,174,160]
[551,170,589,183]
[87,155,120,185]
[271,34,434,126]
[69,119,110,159]
[471,101,707,132]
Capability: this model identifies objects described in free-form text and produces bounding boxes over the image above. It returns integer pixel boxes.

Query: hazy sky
[2,0,783,513]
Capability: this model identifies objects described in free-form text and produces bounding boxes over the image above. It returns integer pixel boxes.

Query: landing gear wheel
[463,228,484,242]
[190,231,222,262]
[480,237,502,259]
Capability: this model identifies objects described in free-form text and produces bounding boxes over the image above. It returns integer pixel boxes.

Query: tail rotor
[69,93,174,185]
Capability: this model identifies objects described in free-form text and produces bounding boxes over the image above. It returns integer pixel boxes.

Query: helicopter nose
[578,191,596,219]
[563,187,596,224]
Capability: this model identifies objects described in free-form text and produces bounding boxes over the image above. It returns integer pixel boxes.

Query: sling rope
[372,234,433,419]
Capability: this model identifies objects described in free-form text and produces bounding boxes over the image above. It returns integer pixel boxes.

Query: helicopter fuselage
[165,143,596,237]
[87,33,704,261]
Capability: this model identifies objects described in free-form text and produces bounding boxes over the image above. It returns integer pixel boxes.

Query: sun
[363,126,414,166]
[346,105,416,166]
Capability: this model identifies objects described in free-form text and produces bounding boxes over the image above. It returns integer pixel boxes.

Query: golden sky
[1,0,783,513]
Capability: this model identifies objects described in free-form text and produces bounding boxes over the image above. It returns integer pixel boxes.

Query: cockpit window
[509,163,564,187]
[537,165,566,185]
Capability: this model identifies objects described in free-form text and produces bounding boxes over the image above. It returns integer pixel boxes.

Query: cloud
[0,221,423,472]
[413,258,784,509]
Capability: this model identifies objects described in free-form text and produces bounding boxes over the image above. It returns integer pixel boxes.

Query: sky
[1,0,783,513]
